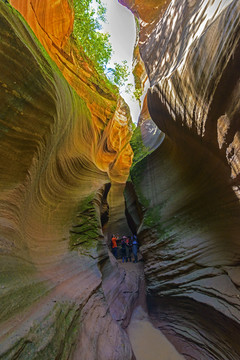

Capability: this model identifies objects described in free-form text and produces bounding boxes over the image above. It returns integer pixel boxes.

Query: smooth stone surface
[0,2,135,359]
[128,307,184,360]
[123,0,240,358]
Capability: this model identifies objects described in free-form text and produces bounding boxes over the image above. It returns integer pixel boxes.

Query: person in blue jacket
[132,235,138,263]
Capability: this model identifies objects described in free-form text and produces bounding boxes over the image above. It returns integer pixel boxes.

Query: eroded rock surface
[0,2,136,359]
[2,0,240,358]
[10,0,133,183]
[123,0,240,358]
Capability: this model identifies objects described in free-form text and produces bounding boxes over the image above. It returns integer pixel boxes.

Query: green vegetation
[130,127,151,166]
[107,60,130,87]
[130,162,149,208]
[128,127,152,208]
[2,301,81,359]
[69,193,99,252]
[73,0,112,72]
[133,88,143,102]
[0,280,48,323]
[73,0,130,88]
[130,133,177,242]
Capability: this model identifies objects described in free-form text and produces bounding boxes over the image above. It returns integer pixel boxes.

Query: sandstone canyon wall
[122,0,240,359]
[2,0,240,359]
[0,2,136,359]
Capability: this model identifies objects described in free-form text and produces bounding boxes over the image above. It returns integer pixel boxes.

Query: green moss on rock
[2,302,81,360]
[69,193,100,251]
[130,127,151,167]
[0,280,48,323]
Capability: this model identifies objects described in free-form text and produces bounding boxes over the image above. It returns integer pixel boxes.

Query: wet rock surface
[128,306,184,360]
[101,256,145,330]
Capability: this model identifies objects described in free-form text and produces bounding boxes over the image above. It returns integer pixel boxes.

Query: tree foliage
[107,60,130,87]
[73,0,112,73]
[73,0,138,94]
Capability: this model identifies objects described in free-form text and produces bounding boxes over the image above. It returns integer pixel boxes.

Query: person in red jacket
[111,234,118,258]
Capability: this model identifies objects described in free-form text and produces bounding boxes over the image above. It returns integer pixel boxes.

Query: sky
[96,0,141,124]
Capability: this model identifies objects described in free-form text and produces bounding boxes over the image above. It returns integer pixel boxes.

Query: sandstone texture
[122,0,240,358]
[0,2,137,359]
[2,0,240,358]
[10,0,133,183]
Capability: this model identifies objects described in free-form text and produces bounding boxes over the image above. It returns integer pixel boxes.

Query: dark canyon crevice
[100,183,111,229]
[124,181,143,236]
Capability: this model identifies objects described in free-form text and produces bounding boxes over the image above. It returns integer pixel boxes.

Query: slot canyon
[0,0,240,359]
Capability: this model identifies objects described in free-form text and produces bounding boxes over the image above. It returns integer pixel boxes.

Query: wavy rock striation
[10,0,133,183]
[123,0,240,358]
[0,2,136,359]
[3,0,240,358]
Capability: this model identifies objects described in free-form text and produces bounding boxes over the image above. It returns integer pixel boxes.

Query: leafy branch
[73,0,130,89]
[73,0,112,73]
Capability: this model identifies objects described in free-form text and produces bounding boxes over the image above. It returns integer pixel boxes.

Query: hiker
[121,236,127,263]
[129,236,133,261]
[126,236,132,262]
[111,234,118,258]
[132,235,138,263]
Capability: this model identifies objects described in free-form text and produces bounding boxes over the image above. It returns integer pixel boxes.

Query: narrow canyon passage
[102,191,185,360]
[1,0,240,359]
[91,172,187,359]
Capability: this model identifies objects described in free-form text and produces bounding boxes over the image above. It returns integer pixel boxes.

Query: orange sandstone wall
[119,0,171,44]
[10,0,133,183]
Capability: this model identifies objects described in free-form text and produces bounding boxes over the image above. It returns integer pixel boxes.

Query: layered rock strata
[10,0,133,183]
[0,2,136,359]
[123,0,240,358]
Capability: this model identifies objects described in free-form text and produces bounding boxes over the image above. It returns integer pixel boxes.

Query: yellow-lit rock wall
[10,0,133,183]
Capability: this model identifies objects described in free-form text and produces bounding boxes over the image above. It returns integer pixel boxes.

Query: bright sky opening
[100,0,140,124]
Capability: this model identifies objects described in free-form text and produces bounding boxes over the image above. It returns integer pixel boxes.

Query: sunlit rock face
[10,0,133,183]
[0,2,135,359]
[123,0,240,358]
